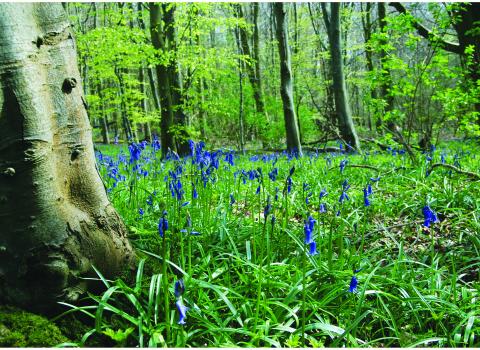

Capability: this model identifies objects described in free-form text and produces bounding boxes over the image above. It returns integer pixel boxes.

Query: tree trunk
[162,4,189,156]
[138,67,152,142]
[378,3,394,119]
[234,19,246,154]
[98,82,110,144]
[324,3,361,151]
[0,3,134,311]
[150,3,176,157]
[273,3,302,155]
[361,3,375,132]
[235,4,267,127]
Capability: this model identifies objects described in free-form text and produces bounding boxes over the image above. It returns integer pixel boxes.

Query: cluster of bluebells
[96,138,461,305]
[363,184,373,207]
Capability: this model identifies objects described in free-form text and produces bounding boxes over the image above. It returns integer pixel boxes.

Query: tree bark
[138,67,152,142]
[273,3,302,154]
[378,3,394,118]
[361,3,375,132]
[163,4,189,156]
[324,3,361,151]
[0,3,134,311]
[150,3,176,157]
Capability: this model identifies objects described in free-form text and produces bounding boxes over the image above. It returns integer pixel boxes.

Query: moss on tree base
[0,306,70,347]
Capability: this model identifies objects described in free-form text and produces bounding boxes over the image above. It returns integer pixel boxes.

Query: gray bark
[273,3,302,154]
[0,3,134,310]
[324,3,361,151]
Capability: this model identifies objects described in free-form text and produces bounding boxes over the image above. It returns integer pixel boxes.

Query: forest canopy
[67,2,480,153]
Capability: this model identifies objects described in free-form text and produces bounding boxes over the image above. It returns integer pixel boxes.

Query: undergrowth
[55,139,480,347]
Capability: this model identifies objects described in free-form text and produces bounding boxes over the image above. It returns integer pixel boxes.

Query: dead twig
[429,163,480,181]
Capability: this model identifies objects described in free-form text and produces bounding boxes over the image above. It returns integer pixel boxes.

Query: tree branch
[429,163,480,181]
[389,2,462,54]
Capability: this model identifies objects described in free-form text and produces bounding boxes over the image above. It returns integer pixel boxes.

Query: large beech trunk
[0,3,134,310]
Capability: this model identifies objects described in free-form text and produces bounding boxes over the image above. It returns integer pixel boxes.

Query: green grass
[58,141,480,347]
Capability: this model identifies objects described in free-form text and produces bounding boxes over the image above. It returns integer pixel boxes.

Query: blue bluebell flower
[306,192,312,204]
[138,208,144,216]
[369,177,381,182]
[340,159,348,173]
[225,152,235,166]
[308,241,318,256]
[188,140,195,157]
[268,168,278,181]
[192,183,198,199]
[319,203,327,213]
[349,275,358,293]
[128,143,142,163]
[304,216,316,244]
[363,185,373,207]
[289,166,296,176]
[151,135,161,152]
[339,191,349,203]
[287,177,292,194]
[174,279,185,298]
[256,185,261,195]
[264,196,272,217]
[175,300,188,325]
[319,188,328,199]
[158,211,168,238]
[275,187,279,201]
[230,193,235,205]
[423,205,439,227]
[271,215,276,226]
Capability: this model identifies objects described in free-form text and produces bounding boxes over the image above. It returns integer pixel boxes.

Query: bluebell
[158,211,168,238]
[423,205,439,227]
[175,300,188,325]
[174,279,185,298]
[349,275,358,293]
[309,241,318,256]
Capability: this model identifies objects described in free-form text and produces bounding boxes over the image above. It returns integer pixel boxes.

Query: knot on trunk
[3,167,15,176]
[62,78,77,94]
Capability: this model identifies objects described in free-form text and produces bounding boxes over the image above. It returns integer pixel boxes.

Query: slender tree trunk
[234,4,267,145]
[163,4,189,155]
[234,20,246,154]
[274,3,302,154]
[324,3,361,151]
[150,3,176,157]
[378,3,394,122]
[252,3,266,122]
[138,67,152,142]
[115,68,135,142]
[0,3,134,311]
[361,3,375,132]
[98,82,110,144]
